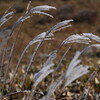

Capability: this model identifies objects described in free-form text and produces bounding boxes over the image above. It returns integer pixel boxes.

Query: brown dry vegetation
[0,0,100,100]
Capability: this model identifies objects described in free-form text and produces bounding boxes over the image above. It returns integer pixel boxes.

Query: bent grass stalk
[2,24,23,93]
[21,33,48,88]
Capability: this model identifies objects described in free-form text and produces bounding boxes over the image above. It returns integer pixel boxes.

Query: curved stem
[0,39,9,73]
[2,24,22,93]
[9,44,30,91]
[21,33,48,88]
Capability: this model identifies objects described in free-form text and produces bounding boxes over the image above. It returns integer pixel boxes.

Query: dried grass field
[0,0,100,100]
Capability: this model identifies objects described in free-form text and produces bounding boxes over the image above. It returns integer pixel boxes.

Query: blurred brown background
[0,0,100,66]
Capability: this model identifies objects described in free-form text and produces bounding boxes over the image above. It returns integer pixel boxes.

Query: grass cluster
[0,1,100,100]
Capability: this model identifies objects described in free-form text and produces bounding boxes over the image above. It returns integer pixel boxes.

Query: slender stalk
[96,93,100,100]
[1,90,30,99]
[0,39,9,72]
[1,90,43,99]
[78,71,96,100]
[84,86,93,100]
[2,24,23,93]
[54,47,71,72]
[9,44,30,91]
[28,86,36,100]
[21,37,46,88]
[84,88,90,100]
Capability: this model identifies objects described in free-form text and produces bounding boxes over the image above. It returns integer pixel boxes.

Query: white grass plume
[61,34,91,45]
[48,19,73,34]
[82,33,100,43]
[0,11,14,27]
[29,32,54,45]
[31,11,54,18]
[0,28,12,39]
[12,15,31,30]
[64,51,89,87]
[65,51,81,76]
[30,5,56,18]
[64,65,89,87]
[30,5,56,12]
[33,50,57,87]
[81,44,100,54]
